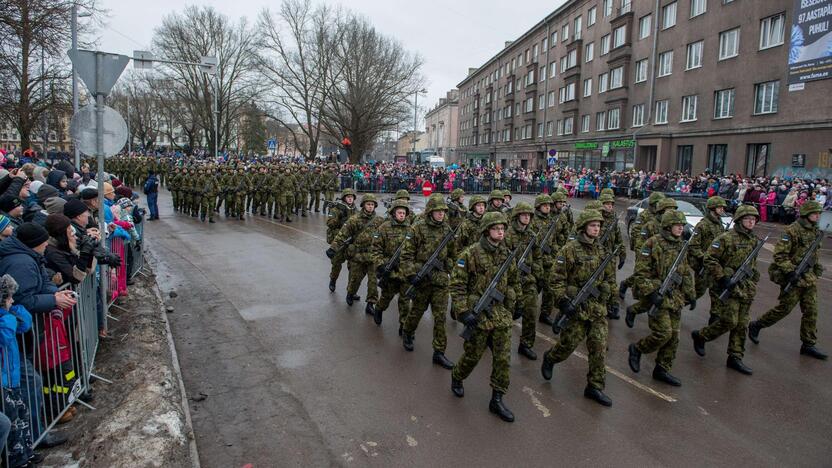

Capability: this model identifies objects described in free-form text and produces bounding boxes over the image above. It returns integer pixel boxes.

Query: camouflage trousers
[330,250,348,281]
[518,281,539,348]
[635,307,681,371]
[545,316,608,390]
[539,267,556,320]
[279,195,293,220]
[451,325,511,394]
[347,260,378,303]
[699,292,751,358]
[309,190,322,211]
[756,284,818,346]
[296,191,309,215]
[377,278,410,328]
[200,195,216,220]
[227,193,245,218]
[172,190,181,211]
[403,284,449,353]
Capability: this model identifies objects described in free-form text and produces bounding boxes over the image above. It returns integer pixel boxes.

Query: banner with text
[788,0,832,84]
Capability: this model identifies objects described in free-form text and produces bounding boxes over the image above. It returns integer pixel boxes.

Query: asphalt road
[145,190,832,467]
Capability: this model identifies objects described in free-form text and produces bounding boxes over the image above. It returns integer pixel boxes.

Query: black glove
[688,298,697,311]
[460,312,478,327]
[106,253,122,267]
[648,290,664,306]
[375,265,386,279]
[786,271,800,285]
[717,276,732,291]
[618,257,625,270]
[407,274,419,285]
[558,298,576,316]
[325,247,336,259]
[512,307,522,321]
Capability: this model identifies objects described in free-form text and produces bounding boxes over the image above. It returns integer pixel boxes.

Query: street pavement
[145,189,832,467]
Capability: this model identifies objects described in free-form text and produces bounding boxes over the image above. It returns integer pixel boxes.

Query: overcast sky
[95,0,567,119]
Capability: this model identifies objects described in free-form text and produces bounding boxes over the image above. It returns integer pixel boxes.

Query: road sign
[133,50,154,69]
[547,157,557,166]
[421,181,433,197]
[69,104,128,157]
[67,50,129,96]
[200,56,217,75]
[268,139,276,150]
[548,149,557,156]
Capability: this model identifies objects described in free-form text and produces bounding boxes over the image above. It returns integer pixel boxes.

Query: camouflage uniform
[504,202,541,353]
[752,201,825,355]
[401,197,457,354]
[372,200,412,329]
[531,195,555,323]
[170,169,183,212]
[323,166,339,213]
[689,197,728,299]
[539,191,573,322]
[393,189,416,224]
[278,168,295,221]
[597,194,626,319]
[308,167,323,212]
[199,166,218,222]
[230,169,250,219]
[326,190,357,287]
[486,190,504,213]
[631,210,695,376]
[455,195,486,252]
[331,194,383,306]
[447,188,466,230]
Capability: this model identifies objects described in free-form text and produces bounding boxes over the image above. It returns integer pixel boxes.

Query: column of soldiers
[325,187,826,422]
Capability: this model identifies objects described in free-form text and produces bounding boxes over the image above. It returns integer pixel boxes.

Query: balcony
[561,99,580,113]
[618,2,632,16]
[524,82,537,94]
[607,45,632,65]
[562,65,581,81]
[604,86,629,104]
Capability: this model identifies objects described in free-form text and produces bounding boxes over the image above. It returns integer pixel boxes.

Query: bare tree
[151,5,262,156]
[257,0,342,159]
[321,15,424,163]
[110,72,162,151]
[0,0,100,151]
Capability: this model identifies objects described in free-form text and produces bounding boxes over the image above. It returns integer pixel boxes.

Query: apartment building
[456,0,832,177]
[423,90,460,164]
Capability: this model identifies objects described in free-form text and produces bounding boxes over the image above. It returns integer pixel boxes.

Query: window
[568,49,577,68]
[585,42,595,62]
[551,31,558,45]
[746,143,770,176]
[559,82,576,102]
[548,91,556,107]
[632,104,645,127]
[525,69,535,86]
[537,122,544,138]
[524,124,533,139]
[601,35,610,55]
[681,95,698,122]
[760,13,785,49]
[754,80,779,114]
[562,23,569,41]
[574,16,583,40]
[690,0,706,18]
[533,44,539,57]
[549,62,557,77]
[658,50,673,76]
[515,103,521,115]
[539,65,546,82]
[524,97,534,113]
[596,111,607,131]
[539,94,545,110]
[547,121,554,137]
[655,100,669,124]
[639,14,652,39]
[714,88,735,119]
[707,144,728,175]
[610,66,624,89]
[588,6,597,26]
[676,146,693,173]
[613,26,627,49]
[564,116,574,135]
[635,59,648,83]
[608,108,620,129]
[557,119,564,135]
[507,80,513,94]
[581,114,591,133]
[719,28,740,60]
[543,37,548,50]
[686,41,703,70]
[599,72,609,93]
[583,77,593,97]
[603,0,613,17]
[662,2,677,29]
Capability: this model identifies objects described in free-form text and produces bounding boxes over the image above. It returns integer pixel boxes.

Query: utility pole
[41,45,48,158]
[126,93,131,152]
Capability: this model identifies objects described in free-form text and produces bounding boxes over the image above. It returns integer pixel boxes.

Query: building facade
[423,90,460,164]
[456,0,832,177]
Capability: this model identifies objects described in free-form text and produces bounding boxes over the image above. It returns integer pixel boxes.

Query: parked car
[625,194,733,239]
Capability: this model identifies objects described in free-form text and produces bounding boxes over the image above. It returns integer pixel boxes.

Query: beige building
[397,130,428,161]
[423,90,460,164]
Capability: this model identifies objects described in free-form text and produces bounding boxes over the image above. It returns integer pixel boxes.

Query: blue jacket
[0,236,58,314]
[0,305,32,388]
[103,198,131,240]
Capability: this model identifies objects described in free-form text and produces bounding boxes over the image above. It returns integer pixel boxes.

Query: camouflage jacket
[331,209,383,263]
[323,170,338,191]
[551,208,573,251]
[769,218,824,288]
[201,174,219,196]
[401,217,457,288]
[296,173,310,192]
[531,211,556,270]
[600,210,626,264]
[371,218,411,280]
[704,225,761,301]
[689,210,726,273]
[455,212,483,252]
[551,233,611,321]
[326,201,356,243]
[633,230,696,309]
[450,237,520,330]
[447,199,466,230]
[504,220,542,285]
[629,209,654,251]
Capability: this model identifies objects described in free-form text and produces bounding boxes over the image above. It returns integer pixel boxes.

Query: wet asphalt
[145,190,832,467]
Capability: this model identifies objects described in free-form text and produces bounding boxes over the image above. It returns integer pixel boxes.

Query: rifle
[460,246,519,341]
[718,235,769,301]
[326,217,376,258]
[782,230,824,293]
[646,233,695,317]
[553,246,620,334]
[516,233,537,276]
[404,224,461,298]
[539,212,563,255]
[377,238,406,283]
[598,213,619,246]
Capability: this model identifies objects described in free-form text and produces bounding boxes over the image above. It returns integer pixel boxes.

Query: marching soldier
[688,196,728,318]
[691,205,762,375]
[598,192,626,319]
[486,190,504,213]
[538,190,573,325]
[620,191,665,300]
[627,210,695,386]
[749,200,826,360]
[504,202,541,360]
[326,189,357,292]
[393,189,416,224]
[323,164,339,214]
[501,190,513,217]
[540,209,613,407]
[455,195,486,252]
[309,166,323,213]
[372,199,411,331]
[450,211,520,422]
[400,196,457,370]
[447,188,466,229]
[200,165,218,223]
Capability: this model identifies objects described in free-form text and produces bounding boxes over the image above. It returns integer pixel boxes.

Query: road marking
[406,435,418,447]
[522,386,551,417]
[252,215,328,242]
[519,324,678,403]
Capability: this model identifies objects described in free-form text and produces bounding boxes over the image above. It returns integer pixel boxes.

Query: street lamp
[412,88,427,160]
[71,4,93,167]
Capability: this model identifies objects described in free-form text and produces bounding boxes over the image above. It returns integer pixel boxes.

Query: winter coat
[0,237,58,314]
[0,305,32,387]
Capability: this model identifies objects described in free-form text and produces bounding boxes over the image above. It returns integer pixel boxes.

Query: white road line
[252,215,328,242]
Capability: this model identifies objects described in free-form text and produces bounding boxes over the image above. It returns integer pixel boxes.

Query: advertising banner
[788,0,832,84]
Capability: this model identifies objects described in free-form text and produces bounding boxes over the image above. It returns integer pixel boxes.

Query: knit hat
[44,213,71,239]
[30,180,44,194]
[103,182,114,196]
[45,197,67,216]
[79,188,98,200]
[63,198,89,219]
[36,184,59,202]
[15,222,49,248]
[0,215,10,232]
[0,274,18,304]
[0,195,23,213]
[115,186,132,200]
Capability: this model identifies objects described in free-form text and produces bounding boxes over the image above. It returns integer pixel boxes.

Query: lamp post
[71,4,92,167]
[412,88,427,159]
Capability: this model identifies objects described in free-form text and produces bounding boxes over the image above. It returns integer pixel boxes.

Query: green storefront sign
[611,139,635,149]
[574,140,634,150]
[575,142,598,149]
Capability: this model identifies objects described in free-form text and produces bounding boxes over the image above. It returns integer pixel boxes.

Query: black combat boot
[607,303,620,320]
[402,334,414,352]
[618,281,628,299]
[627,343,641,373]
[652,365,681,386]
[538,314,554,326]
[708,314,718,325]
[518,344,537,360]
[365,302,375,316]
[583,386,612,407]
[541,353,555,381]
[800,344,829,360]
[286,217,292,223]
[209,218,215,223]
[373,306,383,326]
[748,321,761,344]
[397,324,403,336]
[346,293,360,306]
[301,212,307,217]
[727,356,753,375]
[488,390,515,422]
[625,305,636,328]
[691,330,706,357]
[432,351,454,369]
[451,378,464,398]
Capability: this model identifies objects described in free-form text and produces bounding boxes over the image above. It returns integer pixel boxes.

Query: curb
[146,251,201,468]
